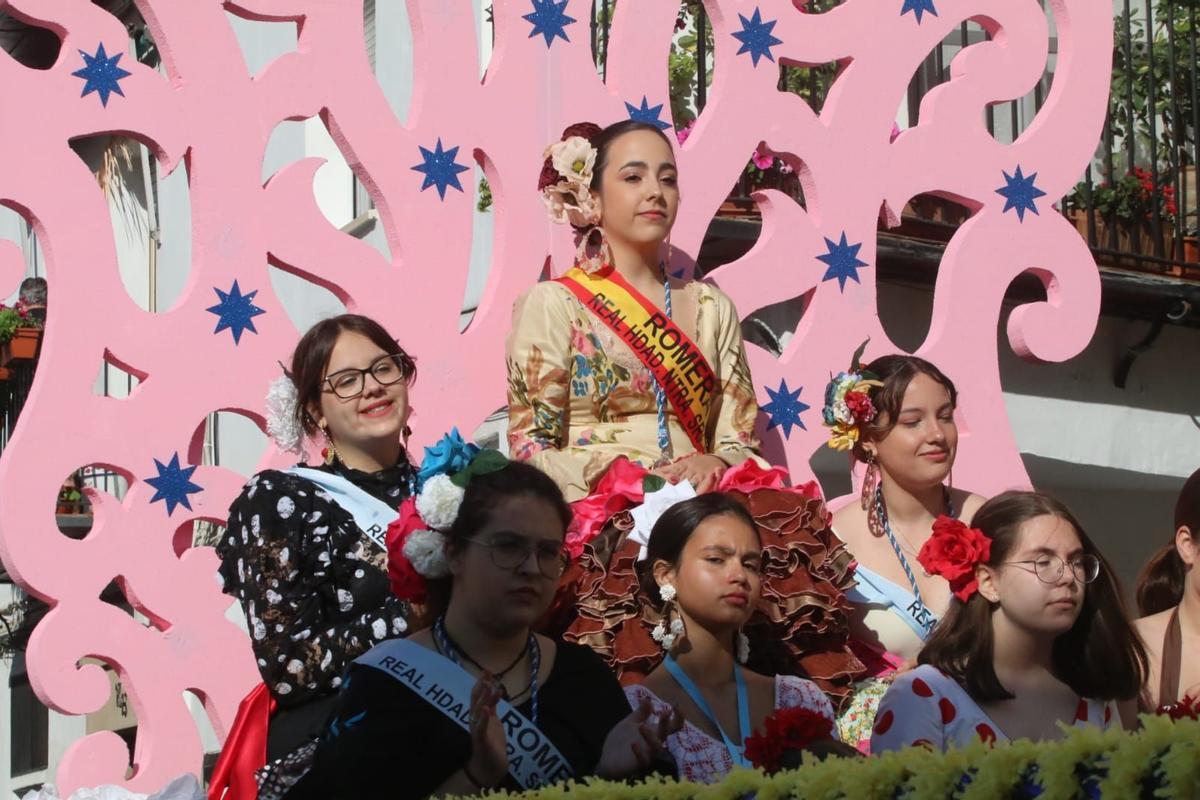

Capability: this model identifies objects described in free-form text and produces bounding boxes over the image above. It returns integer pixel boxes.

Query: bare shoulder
[406,628,436,649]
[831,502,868,549]
[954,490,988,524]
[1134,608,1172,643]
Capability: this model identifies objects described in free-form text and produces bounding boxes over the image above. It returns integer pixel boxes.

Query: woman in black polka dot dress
[214,314,421,797]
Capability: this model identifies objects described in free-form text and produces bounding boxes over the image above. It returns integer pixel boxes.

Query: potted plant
[0,300,43,365]
[1067,167,1177,260]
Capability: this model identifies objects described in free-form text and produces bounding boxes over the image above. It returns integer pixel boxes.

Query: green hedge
[457,716,1199,800]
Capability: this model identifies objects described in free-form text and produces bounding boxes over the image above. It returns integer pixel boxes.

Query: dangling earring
[650,583,685,652]
[576,226,614,275]
[860,452,880,512]
[319,420,341,466]
[736,630,750,664]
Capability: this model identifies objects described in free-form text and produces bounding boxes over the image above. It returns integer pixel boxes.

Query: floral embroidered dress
[625,675,837,784]
[870,664,1117,753]
[506,280,760,502]
[506,279,865,709]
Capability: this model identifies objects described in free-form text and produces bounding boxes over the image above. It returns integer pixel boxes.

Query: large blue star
[900,0,939,24]
[145,453,202,516]
[411,139,471,200]
[72,43,132,107]
[732,8,783,67]
[206,280,266,344]
[762,380,810,438]
[625,96,671,131]
[523,0,576,48]
[995,165,1047,222]
[817,232,869,292]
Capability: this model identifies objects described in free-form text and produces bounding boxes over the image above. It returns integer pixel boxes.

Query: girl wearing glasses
[1134,467,1200,712]
[288,461,679,798]
[214,314,420,797]
[870,491,1146,752]
[627,493,843,783]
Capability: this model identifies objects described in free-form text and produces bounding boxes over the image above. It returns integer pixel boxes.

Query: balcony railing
[591,0,1200,281]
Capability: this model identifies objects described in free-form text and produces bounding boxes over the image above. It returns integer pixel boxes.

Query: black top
[285,642,630,799]
[217,458,416,756]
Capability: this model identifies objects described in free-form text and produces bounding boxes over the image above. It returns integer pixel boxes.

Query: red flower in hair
[743,707,834,773]
[1157,695,1199,721]
[386,497,430,603]
[843,390,875,424]
[918,516,992,601]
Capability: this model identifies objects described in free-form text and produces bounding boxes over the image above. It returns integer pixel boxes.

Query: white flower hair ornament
[538,124,614,274]
[265,373,305,456]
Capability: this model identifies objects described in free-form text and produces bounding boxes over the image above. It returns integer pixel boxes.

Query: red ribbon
[207,682,276,800]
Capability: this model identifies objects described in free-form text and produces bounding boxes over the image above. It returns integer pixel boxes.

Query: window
[10,652,49,776]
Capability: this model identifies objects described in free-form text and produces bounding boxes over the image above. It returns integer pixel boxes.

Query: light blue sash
[354,638,575,789]
[849,563,937,639]
[286,467,399,551]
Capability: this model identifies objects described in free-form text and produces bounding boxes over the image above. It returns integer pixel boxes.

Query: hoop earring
[576,226,614,275]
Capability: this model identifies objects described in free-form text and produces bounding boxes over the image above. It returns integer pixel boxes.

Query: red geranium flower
[743,707,834,773]
[917,516,992,601]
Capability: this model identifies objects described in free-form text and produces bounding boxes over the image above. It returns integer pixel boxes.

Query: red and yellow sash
[555,267,716,453]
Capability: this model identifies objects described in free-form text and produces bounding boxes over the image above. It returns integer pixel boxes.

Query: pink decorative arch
[0,0,1110,791]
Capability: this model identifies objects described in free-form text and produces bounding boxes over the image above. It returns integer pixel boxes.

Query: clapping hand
[596,694,684,778]
[465,672,508,788]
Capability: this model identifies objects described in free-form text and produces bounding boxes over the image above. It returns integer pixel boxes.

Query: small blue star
[900,0,939,23]
[523,0,576,48]
[762,380,810,438]
[145,453,202,516]
[625,96,671,131]
[206,280,266,344]
[72,43,132,107]
[732,8,783,67]
[995,166,1047,222]
[411,138,471,200]
[817,233,869,292]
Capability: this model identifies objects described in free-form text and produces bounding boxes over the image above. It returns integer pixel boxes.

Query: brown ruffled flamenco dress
[540,458,866,711]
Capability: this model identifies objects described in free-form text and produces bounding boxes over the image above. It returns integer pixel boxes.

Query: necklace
[434,616,541,723]
[651,264,674,464]
[663,655,751,768]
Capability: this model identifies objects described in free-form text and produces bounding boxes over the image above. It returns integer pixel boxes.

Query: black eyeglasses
[465,533,571,579]
[323,353,414,399]
[1002,554,1101,585]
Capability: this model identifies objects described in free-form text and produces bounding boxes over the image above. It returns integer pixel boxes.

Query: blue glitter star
[732,8,783,67]
[995,165,1047,222]
[762,380,810,438]
[817,232,869,291]
[72,43,132,107]
[145,453,202,516]
[523,0,576,48]
[411,138,471,200]
[206,280,266,344]
[900,0,939,24]
[625,96,671,131]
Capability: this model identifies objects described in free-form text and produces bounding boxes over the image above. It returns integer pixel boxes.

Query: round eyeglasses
[1002,554,1101,585]
[465,534,571,579]
[323,353,414,399]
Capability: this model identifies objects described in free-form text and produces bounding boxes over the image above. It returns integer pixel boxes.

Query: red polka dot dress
[869,665,1118,752]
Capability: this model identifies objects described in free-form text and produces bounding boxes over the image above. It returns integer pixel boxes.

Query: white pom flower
[832,400,853,425]
[403,529,450,578]
[669,618,685,636]
[651,622,666,642]
[265,375,305,455]
[415,474,465,530]
[659,583,677,603]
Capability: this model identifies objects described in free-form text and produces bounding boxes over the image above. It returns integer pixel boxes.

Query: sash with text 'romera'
[555,266,715,453]
[355,638,574,790]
